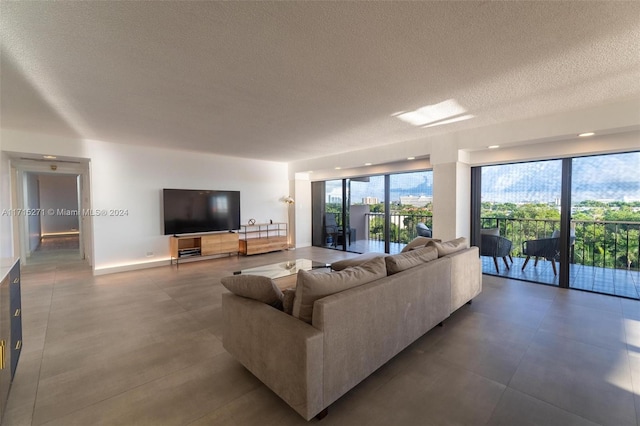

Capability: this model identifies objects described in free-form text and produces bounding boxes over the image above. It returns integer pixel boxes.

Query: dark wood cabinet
[0,258,20,424]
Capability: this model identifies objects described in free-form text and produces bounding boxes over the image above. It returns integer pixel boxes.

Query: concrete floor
[4,246,640,425]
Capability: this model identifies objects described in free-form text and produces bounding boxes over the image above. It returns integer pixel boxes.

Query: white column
[431,145,471,242]
[292,173,312,248]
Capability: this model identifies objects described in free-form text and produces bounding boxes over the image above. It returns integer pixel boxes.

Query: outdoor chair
[521,237,560,275]
[416,222,432,237]
[324,213,351,248]
[480,228,513,273]
[522,229,576,276]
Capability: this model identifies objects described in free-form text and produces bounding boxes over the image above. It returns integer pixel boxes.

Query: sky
[483,152,640,203]
[325,152,640,205]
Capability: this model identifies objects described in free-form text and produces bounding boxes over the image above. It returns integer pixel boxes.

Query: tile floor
[481,255,640,299]
[3,246,640,425]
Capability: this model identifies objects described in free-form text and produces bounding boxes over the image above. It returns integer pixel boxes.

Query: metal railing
[364,213,433,245]
[481,217,640,271]
[360,214,639,271]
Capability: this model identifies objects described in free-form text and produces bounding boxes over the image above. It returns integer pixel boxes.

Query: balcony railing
[360,213,638,271]
[364,212,433,245]
[481,217,640,271]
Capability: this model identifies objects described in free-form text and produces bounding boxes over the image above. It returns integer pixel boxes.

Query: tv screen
[163,189,241,235]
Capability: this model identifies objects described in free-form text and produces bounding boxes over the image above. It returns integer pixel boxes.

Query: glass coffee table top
[233,258,329,280]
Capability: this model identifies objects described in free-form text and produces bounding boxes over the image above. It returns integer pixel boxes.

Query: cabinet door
[218,233,239,253]
[9,263,21,380]
[0,277,11,418]
[201,234,238,255]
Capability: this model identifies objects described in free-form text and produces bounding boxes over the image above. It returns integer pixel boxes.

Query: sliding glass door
[322,180,346,250]
[479,160,563,286]
[348,176,386,253]
[312,170,433,254]
[570,152,640,298]
[474,150,640,297]
[389,171,433,254]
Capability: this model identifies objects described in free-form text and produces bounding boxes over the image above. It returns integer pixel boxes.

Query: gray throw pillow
[401,236,440,253]
[221,275,284,310]
[385,245,438,275]
[426,237,469,257]
[331,252,386,271]
[292,256,387,324]
[282,288,296,315]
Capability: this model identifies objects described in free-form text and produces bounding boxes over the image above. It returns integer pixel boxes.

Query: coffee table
[233,258,329,290]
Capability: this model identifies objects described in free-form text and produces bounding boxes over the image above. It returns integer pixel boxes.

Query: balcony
[479,217,640,298]
[333,213,640,299]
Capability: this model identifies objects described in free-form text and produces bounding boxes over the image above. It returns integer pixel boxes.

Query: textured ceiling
[1,2,639,162]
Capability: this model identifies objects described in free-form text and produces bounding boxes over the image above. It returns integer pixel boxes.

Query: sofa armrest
[222,292,324,420]
[446,246,482,312]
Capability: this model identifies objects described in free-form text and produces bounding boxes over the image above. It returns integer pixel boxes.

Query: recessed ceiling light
[364,163,372,166]
[335,167,341,170]
[578,132,595,137]
[407,157,415,160]
[43,155,57,159]
[488,145,500,149]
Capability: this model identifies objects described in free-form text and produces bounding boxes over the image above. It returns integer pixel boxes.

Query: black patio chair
[480,233,513,273]
[521,237,560,275]
[416,222,432,237]
[324,213,351,247]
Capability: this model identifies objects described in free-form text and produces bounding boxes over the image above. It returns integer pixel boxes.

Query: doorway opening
[25,172,81,265]
[10,156,92,268]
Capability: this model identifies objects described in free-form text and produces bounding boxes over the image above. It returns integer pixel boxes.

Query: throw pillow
[426,237,469,257]
[221,275,284,310]
[331,252,386,271]
[385,245,438,275]
[401,236,441,253]
[282,288,296,315]
[292,256,387,324]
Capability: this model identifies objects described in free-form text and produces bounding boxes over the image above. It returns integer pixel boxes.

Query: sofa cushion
[427,237,469,257]
[292,257,387,323]
[401,236,440,253]
[385,245,438,275]
[221,275,284,310]
[282,288,296,315]
[331,252,386,271]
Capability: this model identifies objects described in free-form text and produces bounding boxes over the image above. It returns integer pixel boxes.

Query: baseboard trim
[93,258,170,275]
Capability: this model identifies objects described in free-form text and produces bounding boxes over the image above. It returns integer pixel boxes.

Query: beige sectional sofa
[221,241,482,421]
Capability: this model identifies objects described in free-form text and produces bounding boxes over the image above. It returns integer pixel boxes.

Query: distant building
[400,195,432,207]
[327,195,342,203]
[362,197,379,205]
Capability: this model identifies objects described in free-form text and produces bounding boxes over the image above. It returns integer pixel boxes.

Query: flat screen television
[163,189,241,235]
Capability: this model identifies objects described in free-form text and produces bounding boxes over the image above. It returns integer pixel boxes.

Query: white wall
[0,149,13,260]
[1,129,289,274]
[24,172,42,252]
[38,174,79,234]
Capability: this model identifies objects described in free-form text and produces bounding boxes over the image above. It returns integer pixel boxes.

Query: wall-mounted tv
[163,189,241,235]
